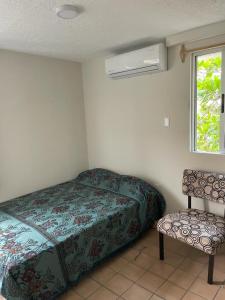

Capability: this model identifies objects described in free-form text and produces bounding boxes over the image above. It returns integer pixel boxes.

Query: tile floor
[58,228,225,300]
[56,230,225,300]
[1,229,225,300]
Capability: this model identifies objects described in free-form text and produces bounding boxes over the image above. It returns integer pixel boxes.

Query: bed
[0,168,165,300]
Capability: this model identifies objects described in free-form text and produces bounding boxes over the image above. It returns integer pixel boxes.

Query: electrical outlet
[164,117,170,128]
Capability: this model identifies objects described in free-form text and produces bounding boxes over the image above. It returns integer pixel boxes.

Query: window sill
[191,150,225,156]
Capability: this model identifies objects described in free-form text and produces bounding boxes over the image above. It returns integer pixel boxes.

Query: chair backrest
[182,169,225,205]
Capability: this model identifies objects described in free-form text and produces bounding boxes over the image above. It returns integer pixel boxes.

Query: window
[191,48,225,154]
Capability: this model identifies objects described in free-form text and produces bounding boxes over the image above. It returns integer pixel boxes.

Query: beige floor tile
[72,294,84,300]
[142,245,159,258]
[137,271,165,293]
[164,237,183,252]
[133,252,155,270]
[122,284,152,300]
[182,291,205,300]
[148,229,158,237]
[145,231,158,246]
[190,277,219,300]
[214,254,225,273]
[179,258,205,275]
[122,248,140,261]
[156,281,186,300]
[199,265,225,283]
[189,249,208,264]
[150,295,164,300]
[120,262,145,281]
[169,268,195,289]
[132,235,151,250]
[164,251,184,267]
[173,243,192,257]
[59,290,84,300]
[132,240,146,251]
[91,265,116,284]
[215,287,225,300]
[105,274,133,295]
[73,277,100,298]
[150,261,175,279]
[107,257,129,272]
[87,287,118,300]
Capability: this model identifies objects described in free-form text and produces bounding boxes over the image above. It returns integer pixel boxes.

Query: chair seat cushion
[157,209,225,255]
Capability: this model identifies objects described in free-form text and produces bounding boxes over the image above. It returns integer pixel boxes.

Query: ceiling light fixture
[56,4,80,19]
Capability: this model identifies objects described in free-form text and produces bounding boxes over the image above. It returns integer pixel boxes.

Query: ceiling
[0,0,225,62]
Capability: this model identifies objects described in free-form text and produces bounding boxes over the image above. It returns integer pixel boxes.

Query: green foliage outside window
[196,53,221,152]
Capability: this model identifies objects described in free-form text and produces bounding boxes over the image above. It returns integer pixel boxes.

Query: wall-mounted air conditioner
[105,43,167,79]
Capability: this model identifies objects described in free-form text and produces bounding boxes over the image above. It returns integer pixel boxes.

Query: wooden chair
[157,169,225,284]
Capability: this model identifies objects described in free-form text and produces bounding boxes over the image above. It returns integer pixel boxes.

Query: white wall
[82,45,225,215]
[0,50,88,202]
[2,44,225,215]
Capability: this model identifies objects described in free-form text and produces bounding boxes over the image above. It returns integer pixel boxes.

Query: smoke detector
[56,4,80,19]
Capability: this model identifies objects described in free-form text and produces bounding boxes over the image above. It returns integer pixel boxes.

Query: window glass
[192,49,225,154]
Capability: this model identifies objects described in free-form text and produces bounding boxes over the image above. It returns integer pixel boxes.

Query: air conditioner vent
[105,43,167,79]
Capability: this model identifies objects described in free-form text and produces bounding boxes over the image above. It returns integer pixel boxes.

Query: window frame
[190,47,225,155]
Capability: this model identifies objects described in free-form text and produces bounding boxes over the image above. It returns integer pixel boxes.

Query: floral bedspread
[0,169,165,299]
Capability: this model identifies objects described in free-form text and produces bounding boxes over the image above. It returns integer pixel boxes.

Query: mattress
[0,168,165,299]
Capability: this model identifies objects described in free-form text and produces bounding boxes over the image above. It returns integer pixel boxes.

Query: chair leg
[208,254,214,284]
[159,232,164,260]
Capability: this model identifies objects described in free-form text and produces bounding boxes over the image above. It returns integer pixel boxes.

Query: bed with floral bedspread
[0,169,165,300]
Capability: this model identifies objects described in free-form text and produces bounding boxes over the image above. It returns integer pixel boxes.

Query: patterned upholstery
[183,169,225,204]
[157,169,225,256]
[157,209,225,255]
